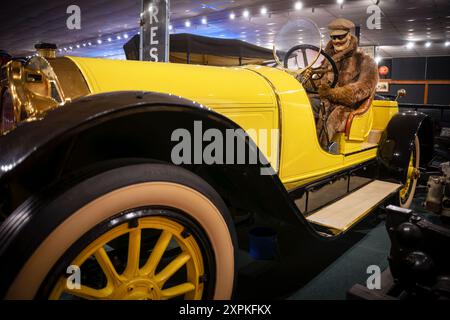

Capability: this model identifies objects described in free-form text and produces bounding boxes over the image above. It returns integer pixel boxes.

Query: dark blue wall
[379,56,450,105]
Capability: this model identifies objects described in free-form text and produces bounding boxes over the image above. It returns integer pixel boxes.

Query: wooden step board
[306,180,401,233]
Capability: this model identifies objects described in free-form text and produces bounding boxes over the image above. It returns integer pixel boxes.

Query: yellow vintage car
[0,37,433,300]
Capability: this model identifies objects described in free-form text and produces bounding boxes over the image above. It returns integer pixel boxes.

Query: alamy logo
[171,121,278,176]
[366,5,382,30]
[366,265,381,289]
[66,5,81,30]
[66,265,81,290]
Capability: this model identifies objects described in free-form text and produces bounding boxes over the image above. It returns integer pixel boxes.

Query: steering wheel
[283,44,339,94]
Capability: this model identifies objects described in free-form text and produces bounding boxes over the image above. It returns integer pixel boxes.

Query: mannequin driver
[315,18,379,150]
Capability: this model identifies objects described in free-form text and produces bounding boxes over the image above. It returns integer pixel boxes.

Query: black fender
[0,92,322,266]
[377,111,434,183]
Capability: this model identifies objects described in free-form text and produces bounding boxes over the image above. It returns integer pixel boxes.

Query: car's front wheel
[4,164,236,300]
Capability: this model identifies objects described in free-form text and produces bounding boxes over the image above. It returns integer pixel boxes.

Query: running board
[306,180,401,234]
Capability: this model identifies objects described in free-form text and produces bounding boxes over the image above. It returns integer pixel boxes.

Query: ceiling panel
[0,0,449,59]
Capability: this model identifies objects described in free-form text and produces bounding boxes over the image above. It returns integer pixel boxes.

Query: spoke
[293,54,300,69]
[48,278,66,300]
[141,230,172,275]
[154,252,191,285]
[65,285,112,300]
[123,228,141,277]
[161,282,196,300]
[94,247,121,286]
[301,48,309,66]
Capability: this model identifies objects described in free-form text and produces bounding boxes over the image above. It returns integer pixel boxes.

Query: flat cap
[328,18,355,36]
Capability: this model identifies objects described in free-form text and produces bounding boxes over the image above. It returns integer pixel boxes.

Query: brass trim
[47,57,91,101]
[0,57,91,135]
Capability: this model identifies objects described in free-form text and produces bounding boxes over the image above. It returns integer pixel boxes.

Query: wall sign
[376,81,389,93]
[140,0,170,62]
[379,66,389,76]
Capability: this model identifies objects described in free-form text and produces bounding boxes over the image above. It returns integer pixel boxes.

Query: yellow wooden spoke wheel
[49,215,205,300]
[399,136,420,208]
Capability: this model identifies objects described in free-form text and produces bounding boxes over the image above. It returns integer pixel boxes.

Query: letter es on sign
[141,0,169,62]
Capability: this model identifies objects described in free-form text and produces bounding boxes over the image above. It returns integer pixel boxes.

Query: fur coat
[319,34,379,108]
[316,34,379,147]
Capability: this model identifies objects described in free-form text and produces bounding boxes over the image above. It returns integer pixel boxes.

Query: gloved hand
[318,84,331,99]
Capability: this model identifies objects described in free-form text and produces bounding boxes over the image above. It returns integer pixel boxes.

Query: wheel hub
[113,278,162,300]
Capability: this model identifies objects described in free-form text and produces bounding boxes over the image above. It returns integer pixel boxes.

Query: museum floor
[288,185,428,300]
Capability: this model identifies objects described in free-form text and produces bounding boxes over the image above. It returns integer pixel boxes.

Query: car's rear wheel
[5,164,236,300]
[399,136,420,208]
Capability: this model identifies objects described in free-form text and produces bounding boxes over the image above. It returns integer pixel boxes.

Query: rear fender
[377,111,434,182]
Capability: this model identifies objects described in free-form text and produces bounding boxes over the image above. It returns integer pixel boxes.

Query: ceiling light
[97,40,102,44]
[375,56,382,64]
[243,10,250,18]
[69,46,73,50]
[107,38,112,42]
[201,17,207,25]
[185,20,191,27]
[88,42,92,46]
[406,42,414,49]
[295,1,303,10]
[446,41,450,47]
[337,0,344,4]
[425,42,432,48]
[407,19,415,22]
[267,22,276,26]
[117,35,121,40]
[408,29,414,32]
[229,12,236,20]
[260,7,268,15]
[82,43,86,47]
[124,34,129,39]
[169,24,173,30]
[76,44,80,48]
